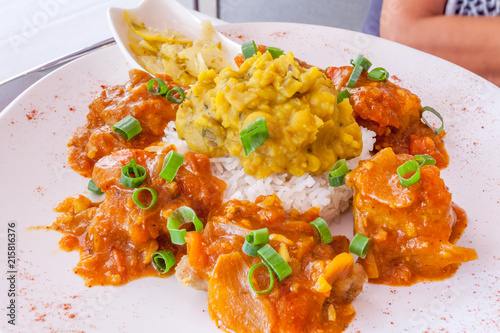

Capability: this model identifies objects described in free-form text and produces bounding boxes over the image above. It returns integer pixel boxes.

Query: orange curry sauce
[51,145,226,286]
[47,47,477,332]
[67,69,188,178]
[345,148,477,285]
[51,59,369,331]
[179,194,367,333]
[326,66,449,168]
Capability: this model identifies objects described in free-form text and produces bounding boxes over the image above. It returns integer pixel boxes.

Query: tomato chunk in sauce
[345,148,477,285]
[67,69,188,177]
[326,66,449,168]
[51,144,226,286]
[175,194,367,333]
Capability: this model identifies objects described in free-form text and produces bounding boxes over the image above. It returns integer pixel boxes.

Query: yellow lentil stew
[176,50,363,178]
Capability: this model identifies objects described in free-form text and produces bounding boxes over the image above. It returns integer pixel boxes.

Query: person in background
[362,0,500,86]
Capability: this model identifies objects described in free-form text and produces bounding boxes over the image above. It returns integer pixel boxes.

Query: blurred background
[0,0,371,83]
[210,0,369,31]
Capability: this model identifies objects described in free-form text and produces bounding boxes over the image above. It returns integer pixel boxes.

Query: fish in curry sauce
[345,148,477,285]
[47,31,478,332]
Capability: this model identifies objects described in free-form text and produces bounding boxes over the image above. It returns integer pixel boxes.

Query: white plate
[1,23,499,333]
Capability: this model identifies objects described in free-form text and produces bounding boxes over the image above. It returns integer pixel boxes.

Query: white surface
[0,0,138,82]
[0,0,199,83]
[0,22,500,333]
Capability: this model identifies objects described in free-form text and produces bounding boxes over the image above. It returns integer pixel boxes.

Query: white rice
[164,121,375,224]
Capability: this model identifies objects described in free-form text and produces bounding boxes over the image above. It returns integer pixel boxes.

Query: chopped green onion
[151,250,175,274]
[248,262,274,295]
[88,178,104,195]
[132,187,158,209]
[329,159,350,187]
[266,46,284,58]
[240,117,269,156]
[349,233,371,259]
[249,228,269,246]
[337,89,351,104]
[147,78,168,96]
[113,115,142,140]
[347,65,363,88]
[121,158,147,188]
[166,87,185,103]
[347,55,372,88]
[368,67,389,81]
[257,244,292,281]
[147,79,185,103]
[242,40,258,59]
[414,154,436,167]
[310,218,333,244]
[167,206,203,245]
[397,160,421,187]
[421,106,444,134]
[243,236,261,256]
[350,55,372,71]
[160,150,184,182]
[242,228,270,256]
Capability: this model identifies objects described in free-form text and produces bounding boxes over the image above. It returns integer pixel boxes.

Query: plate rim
[2,21,499,333]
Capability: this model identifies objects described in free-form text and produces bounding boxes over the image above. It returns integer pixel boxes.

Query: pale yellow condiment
[126,11,230,85]
[176,51,363,179]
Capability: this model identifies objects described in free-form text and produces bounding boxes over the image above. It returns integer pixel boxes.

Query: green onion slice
[242,40,258,59]
[421,106,444,134]
[329,159,350,187]
[132,187,158,210]
[349,233,371,259]
[248,228,270,246]
[350,55,372,71]
[166,87,185,103]
[242,228,270,256]
[240,117,270,156]
[88,178,104,195]
[414,154,436,167]
[147,78,169,96]
[160,150,184,182]
[248,262,274,295]
[347,65,363,88]
[113,115,142,141]
[120,158,147,188]
[151,250,175,274]
[368,67,389,81]
[243,235,261,257]
[397,160,421,187]
[257,244,292,281]
[337,89,351,104]
[167,206,203,245]
[310,218,333,244]
[266,46,284,58]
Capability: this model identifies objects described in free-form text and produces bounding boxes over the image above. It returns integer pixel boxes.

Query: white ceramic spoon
[108,0,242,72]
